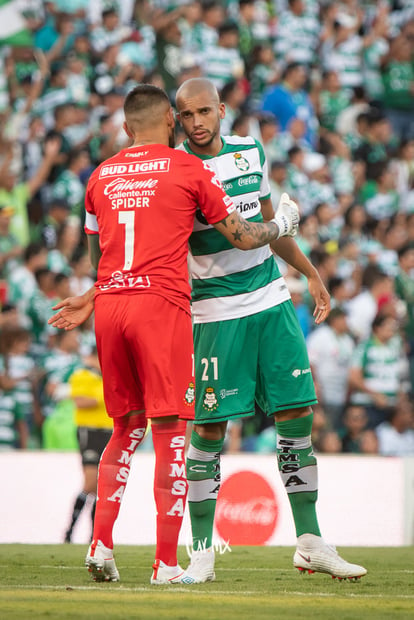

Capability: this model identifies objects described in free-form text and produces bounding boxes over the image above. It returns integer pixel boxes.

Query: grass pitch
[1,545,413,619]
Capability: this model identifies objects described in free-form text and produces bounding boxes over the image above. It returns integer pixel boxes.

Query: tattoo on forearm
[235,219,278,247]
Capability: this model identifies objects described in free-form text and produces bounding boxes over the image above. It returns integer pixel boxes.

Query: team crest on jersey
[233,153,250,171]
[184,382,195,406]
[202,387,219,411]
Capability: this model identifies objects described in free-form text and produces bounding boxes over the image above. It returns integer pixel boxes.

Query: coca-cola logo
[215,471,279,545]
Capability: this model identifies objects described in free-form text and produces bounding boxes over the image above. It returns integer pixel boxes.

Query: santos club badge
[234,153,249,171]
[184,382,195,406]
[202,387,219,411]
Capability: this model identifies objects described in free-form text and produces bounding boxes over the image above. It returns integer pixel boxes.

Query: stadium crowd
[0,0,413,457]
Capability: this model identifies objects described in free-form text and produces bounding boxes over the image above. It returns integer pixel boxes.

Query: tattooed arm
[213,193,299,250]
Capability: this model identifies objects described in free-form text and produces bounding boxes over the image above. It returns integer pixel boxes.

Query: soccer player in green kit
[175,78,366,583]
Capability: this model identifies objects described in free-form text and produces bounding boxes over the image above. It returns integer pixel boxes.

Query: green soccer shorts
[193,300,317,424]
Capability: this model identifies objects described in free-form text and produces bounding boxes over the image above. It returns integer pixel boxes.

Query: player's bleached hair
[124,84,170,127]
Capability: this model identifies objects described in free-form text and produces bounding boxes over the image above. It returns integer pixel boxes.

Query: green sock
[275,413,321,537]
[186,431,224,551]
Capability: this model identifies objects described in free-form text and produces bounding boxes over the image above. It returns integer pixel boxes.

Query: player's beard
[189,116,220,149]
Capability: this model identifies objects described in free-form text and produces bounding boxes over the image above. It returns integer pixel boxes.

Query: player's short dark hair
[124,84,170,117]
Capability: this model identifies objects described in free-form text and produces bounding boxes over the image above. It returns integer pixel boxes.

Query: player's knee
[194,421,227,441]
[273,406,312,422]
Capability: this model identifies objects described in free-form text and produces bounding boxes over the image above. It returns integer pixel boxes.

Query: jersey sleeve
[84,177,99,235]
[195,160,236,224]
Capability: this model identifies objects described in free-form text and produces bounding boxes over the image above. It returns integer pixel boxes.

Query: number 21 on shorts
[201,357,218,381]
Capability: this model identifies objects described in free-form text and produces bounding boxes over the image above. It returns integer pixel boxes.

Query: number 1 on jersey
[118,211,135,270]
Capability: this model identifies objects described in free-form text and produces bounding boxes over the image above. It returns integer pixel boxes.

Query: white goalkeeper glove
[271,192,300,239]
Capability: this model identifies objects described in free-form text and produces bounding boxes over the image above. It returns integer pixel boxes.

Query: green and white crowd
[0,0,413,456]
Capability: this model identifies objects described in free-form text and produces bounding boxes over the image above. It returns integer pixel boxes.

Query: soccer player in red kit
[49,84,299,584]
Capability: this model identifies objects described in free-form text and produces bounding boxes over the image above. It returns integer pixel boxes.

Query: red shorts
[94,293,195,420]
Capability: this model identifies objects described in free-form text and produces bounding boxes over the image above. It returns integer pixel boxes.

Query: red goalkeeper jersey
[84,143,235,312]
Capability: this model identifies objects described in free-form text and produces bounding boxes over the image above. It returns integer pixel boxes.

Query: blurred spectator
[314,429,342,453]
[390,138,414,212]
[64,348,113,543]
[364,163,399,222]
[90,7,134,56]
[0,382,28,451]
[248,42,280,111]
[193,0,224,52]
[317,70,351,134]
[27,268,57,359]
[274,0,320,67]
[0,136,60,246]
[307,307,355,429]
[303,152,339,219]
[262,62,318,148]
[50,147,90,219]
[348,313,408,428]
[394,243,414,396]
[202,21,245,90]
[0,205,23,279]
[41,198,71,250]
[285,145,309,212]
[375,399,414,456]
[69,247,95,297]
[382,32,414,141]
[269,160,287,209]
[7,242,48,328]
[353,107,393,183]
[327,275,352,308]
[320,10,363,90]
[339,405,370,453]
[220,79,247,135]
[1,0,414,454]
[346,264,394,342]
[47,219,81,275]
[258,113,284,166]
[40,328,82,443]
[0,326,39,447]
[285,276,312,338]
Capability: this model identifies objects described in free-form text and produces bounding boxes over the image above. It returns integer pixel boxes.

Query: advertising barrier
[1,452,413,546]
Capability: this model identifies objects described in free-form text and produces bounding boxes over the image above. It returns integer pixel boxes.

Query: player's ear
[123,121,133,138]
[219,102,226,120]
[166,107,175,128]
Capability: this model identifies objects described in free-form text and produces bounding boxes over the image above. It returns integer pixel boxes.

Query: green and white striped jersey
[177,136,290,324]
[201,46,244,90]
[350,335,404,407]
[0,354,35,419]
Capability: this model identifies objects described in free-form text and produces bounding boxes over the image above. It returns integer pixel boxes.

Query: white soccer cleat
[272,192,300,239]
[150,559,197,585]
[85,539,120,582]
[185,547,216,583]
[293,534,367,581]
